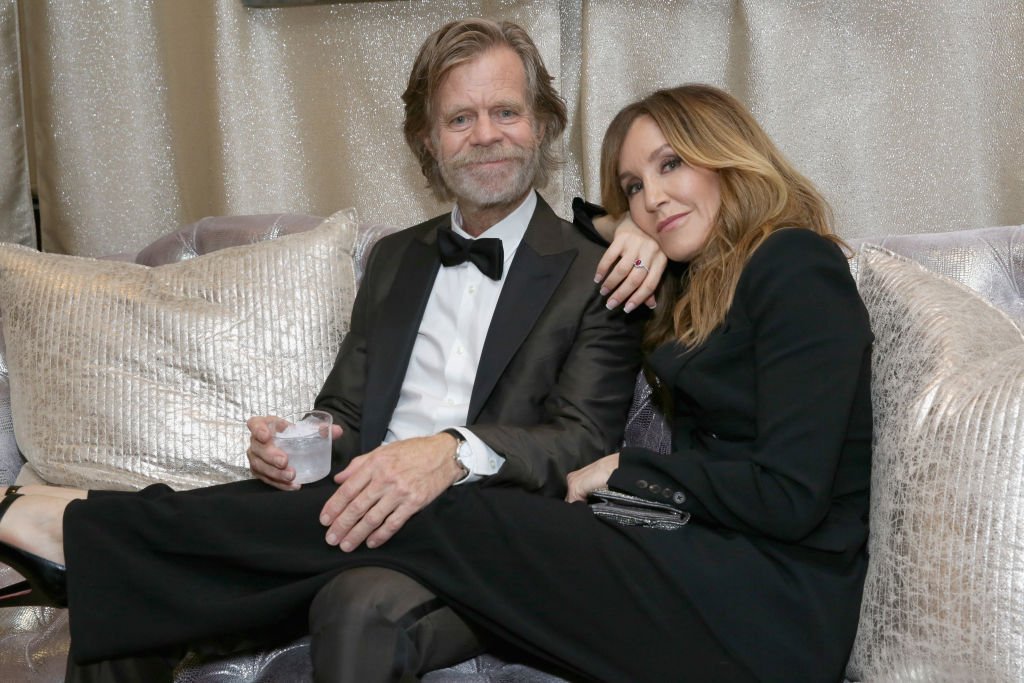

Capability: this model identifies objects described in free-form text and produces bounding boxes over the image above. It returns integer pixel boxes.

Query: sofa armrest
[134,213,325,266]
[353,223,400,282]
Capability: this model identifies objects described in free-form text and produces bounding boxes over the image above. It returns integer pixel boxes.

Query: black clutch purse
[588,488,689,531]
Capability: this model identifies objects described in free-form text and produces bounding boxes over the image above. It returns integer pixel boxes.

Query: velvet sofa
[0,212,1020,682]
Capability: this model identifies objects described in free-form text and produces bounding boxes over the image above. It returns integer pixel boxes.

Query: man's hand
[594,216,667,312]
[565,452,620,503]
[319,433,463,552]
[246,415,343,490]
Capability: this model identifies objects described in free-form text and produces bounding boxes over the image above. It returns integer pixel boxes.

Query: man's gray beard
[437,143,540,209]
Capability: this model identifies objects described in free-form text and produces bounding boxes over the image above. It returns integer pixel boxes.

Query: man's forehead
[434,47,530,112]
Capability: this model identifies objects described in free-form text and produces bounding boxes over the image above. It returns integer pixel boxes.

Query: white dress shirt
[382,191,536,483]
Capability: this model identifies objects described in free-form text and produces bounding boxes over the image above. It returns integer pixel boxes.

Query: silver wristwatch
[443,428,471,482]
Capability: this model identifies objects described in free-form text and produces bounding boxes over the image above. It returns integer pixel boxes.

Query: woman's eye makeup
[620,154,685,197]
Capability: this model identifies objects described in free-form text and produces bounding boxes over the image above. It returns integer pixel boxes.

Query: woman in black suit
[0,84,871,683]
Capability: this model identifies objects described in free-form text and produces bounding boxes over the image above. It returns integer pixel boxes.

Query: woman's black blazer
[610,228,874,682]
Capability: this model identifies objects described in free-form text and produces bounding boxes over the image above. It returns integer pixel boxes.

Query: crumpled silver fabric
[174,641,570,683]
[423,654,570,682]
[847,246,1024,682]
[175,637,314,683]
[0,209,358,491]
[0,601,69,681]
[0,592,574,682]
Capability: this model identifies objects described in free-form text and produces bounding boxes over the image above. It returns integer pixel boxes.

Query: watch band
[442,428,471,482]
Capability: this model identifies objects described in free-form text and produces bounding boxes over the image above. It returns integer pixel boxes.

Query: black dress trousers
[64,481,755,683]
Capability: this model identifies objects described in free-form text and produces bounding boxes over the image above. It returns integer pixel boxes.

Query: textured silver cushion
[847,246,1024,682]
[0,210,357,491]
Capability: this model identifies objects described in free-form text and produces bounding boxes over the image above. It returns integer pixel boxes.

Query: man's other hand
[246,415,343,490]
[319,433,462,551]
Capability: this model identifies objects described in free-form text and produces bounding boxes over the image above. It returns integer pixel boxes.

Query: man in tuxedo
[247,17,643,683]
[64,17,640,683]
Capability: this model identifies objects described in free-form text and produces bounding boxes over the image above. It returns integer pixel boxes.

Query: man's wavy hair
[403,18,567,201]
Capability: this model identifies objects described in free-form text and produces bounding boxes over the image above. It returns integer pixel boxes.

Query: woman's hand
[594,216,666,312]
[565,453,620,503]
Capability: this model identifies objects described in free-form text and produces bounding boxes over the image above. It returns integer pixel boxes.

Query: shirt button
[489,458,497,468]
[673,491,686,505]
[456,346,464,356]
[468,285,476,294]
[445,398,455,406]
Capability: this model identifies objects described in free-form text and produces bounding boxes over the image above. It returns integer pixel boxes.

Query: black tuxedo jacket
[315,194,644,496]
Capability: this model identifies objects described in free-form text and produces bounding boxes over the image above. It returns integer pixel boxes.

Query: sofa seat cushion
[847,245,1024,681]
[0,210,358,490]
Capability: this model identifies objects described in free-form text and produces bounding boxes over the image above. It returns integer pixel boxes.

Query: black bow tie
[437,229,504,280]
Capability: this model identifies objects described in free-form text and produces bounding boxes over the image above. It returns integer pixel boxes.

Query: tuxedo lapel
[468,197,576,421]
[360,226,441,451]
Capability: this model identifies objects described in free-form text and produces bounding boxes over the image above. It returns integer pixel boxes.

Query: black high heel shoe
[0,493,67,607]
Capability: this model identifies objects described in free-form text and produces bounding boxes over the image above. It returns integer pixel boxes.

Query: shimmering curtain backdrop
[2,0,1023,256]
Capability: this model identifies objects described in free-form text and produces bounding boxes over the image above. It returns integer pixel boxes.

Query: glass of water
[274,410,333,485]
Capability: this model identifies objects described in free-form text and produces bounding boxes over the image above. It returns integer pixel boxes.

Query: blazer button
[637,480,648,489]
[662,488,672,499]
[649,484,661,494]
[673,491,686,505]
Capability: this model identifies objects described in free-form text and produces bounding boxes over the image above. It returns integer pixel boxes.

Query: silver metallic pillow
[847,246,1024,682]
[0,210,357,490]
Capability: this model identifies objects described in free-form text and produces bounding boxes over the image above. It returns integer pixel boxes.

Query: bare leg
[0,493,69,565]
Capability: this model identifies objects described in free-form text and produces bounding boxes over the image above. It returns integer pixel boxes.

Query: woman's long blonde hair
[600,84,841,353]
